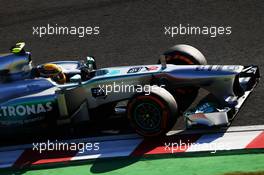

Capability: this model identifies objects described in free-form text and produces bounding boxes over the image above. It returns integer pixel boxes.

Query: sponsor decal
[109,70,120,75]
[0,102,53,117]
[195,65,240,71]
[127,67,143,73]
[91,87,106,98]
[146,66,159,71]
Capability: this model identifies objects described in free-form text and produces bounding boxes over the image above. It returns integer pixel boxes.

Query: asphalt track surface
[0,0,263,137]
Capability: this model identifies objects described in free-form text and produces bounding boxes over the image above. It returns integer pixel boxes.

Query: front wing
[184,65,260,128]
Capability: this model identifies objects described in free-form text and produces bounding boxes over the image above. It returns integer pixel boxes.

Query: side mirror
[70,74,82,84]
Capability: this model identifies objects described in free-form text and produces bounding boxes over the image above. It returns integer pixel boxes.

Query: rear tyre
[127,86,178,137]
[159,44,207,111]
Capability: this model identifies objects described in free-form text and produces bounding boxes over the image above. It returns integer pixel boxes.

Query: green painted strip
[3,153,264,175]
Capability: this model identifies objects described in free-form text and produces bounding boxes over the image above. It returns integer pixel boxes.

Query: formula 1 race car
[0,43,260,137]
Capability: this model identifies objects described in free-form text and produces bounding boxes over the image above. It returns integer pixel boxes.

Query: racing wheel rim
[133,102,162,131]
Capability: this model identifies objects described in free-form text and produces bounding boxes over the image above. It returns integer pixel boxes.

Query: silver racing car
[0,43,260,137]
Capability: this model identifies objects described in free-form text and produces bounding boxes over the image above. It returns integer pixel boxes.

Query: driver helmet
[38,63,66,84]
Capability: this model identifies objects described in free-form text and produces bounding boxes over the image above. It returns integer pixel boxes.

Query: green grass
[2,153,264,175]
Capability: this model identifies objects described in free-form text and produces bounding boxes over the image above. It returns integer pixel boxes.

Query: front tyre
[127,87,178,137]
[162,44,207,65]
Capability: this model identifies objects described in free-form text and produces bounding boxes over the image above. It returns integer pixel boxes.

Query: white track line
[186,130,262,152]
[1,125,264,152]
[167,125,264,136]
[71,138,143,161]
[0,150,24,168]
[0,134,140,152]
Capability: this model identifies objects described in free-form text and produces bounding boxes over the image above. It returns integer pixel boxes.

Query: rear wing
[0,42,32,81]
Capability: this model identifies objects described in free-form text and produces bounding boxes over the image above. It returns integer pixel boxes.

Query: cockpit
[0,42,97,85]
